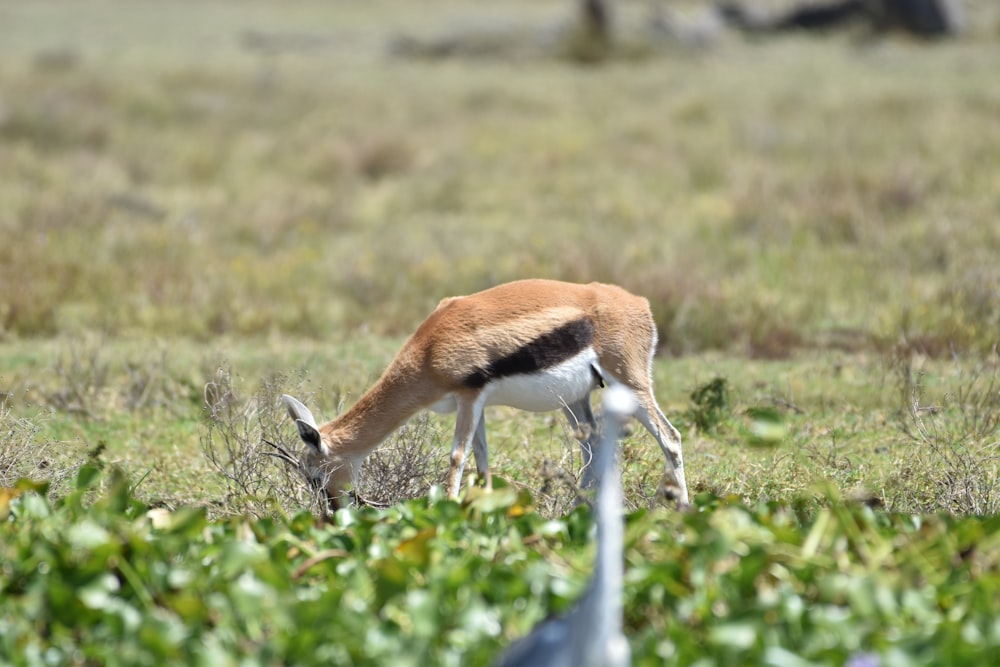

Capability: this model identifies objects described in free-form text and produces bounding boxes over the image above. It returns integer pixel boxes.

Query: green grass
[1,333,993,518]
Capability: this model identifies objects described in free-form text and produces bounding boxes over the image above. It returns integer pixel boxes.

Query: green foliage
[686,377,787,448]
[743,407,787,449]
[628,494,1000,665]
[3,470,1000,666]
[688,377,730,433]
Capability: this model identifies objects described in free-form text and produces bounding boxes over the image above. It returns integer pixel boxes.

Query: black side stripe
[462,318,595,389]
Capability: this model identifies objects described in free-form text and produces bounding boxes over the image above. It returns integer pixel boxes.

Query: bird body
[493,385,635,667]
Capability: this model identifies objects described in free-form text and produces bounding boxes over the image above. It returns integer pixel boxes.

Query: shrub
[687,377,730,434]
[0,399,78,496]
[200,366,323,517]
[201,366,450,517]
[355,413,449,508]
[891,348,1000,514]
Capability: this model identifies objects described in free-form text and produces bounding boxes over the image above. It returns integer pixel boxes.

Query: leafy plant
[688,377,730,433]
[3,469,1000,666]
[744,406,786,448]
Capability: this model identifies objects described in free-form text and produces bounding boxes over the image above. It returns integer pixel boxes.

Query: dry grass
[890,348,1000,514]
[200,366,328,517]
[356,414,451,507]
[1,1,998,357]
[0,400,80,495]
[197,363,632,517]
[3,331,998,519]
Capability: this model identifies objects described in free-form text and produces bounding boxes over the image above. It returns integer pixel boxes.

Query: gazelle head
[274,394,355,511]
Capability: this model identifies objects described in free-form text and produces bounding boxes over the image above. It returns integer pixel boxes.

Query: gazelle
[280,278,688,510]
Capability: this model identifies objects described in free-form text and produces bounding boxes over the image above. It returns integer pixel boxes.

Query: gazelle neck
[325,358,440,457]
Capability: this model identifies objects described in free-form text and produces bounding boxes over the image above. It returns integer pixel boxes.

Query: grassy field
[1,1,999,353]
[2,1,1000,664]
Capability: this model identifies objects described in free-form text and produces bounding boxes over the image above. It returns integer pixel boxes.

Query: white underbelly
[430,348,601,413]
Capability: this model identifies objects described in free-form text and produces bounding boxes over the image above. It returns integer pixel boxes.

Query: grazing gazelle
[280,278,688,510]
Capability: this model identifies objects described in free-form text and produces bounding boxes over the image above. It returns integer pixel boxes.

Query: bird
[492,383,635,667]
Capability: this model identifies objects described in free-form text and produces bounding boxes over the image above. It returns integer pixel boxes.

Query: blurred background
[1,0,998,358]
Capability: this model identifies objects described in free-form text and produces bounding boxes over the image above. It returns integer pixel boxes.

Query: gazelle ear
[282,394,323,452]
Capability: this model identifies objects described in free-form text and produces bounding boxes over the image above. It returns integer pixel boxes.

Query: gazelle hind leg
[471,416,493,492]
[633,393,689,505]
[562,396,600,489]
[447,395,484,498]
